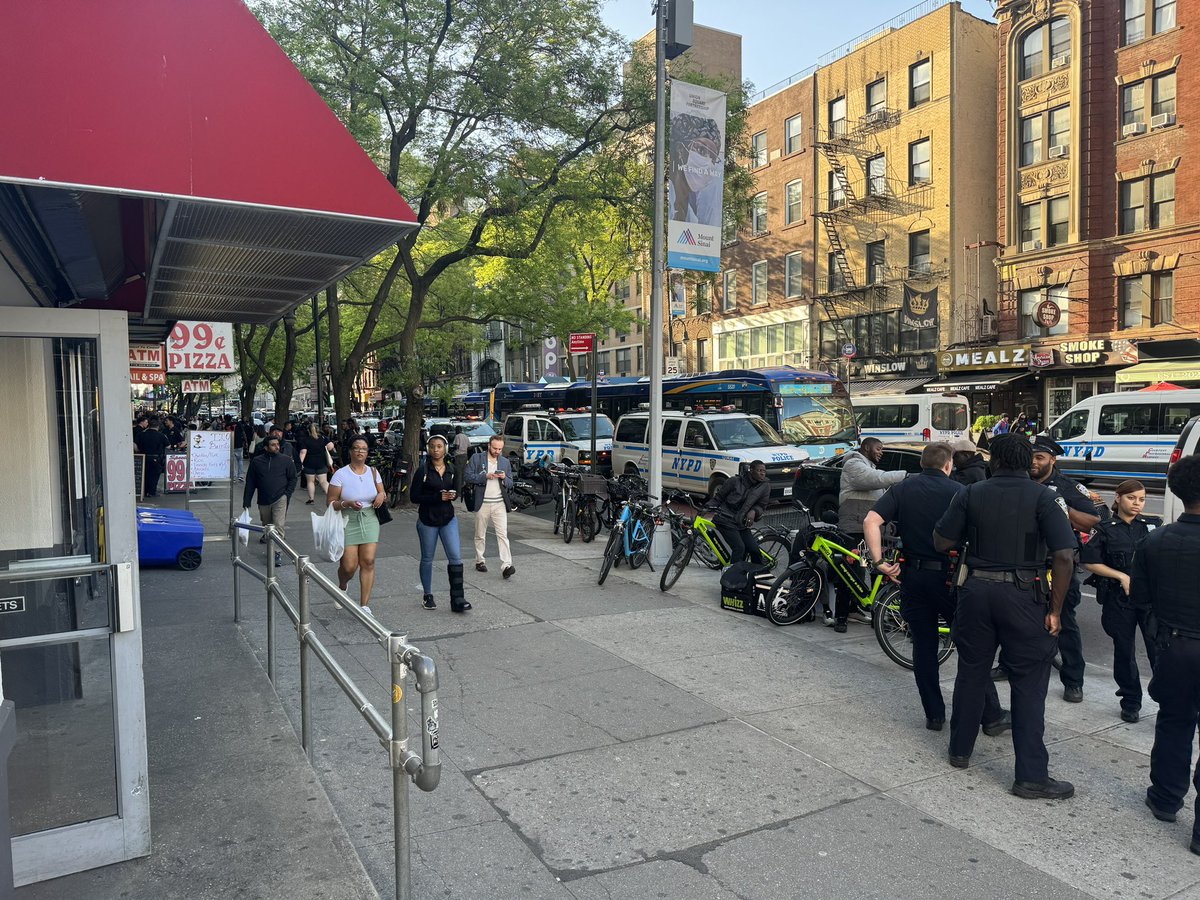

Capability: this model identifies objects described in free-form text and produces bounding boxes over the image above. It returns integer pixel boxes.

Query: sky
[602,0,997,97]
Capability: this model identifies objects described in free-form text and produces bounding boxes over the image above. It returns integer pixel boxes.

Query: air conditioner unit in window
[980,314,997,338]
[1048,144,1069,159]
[1151,113,1176,129]
[1051,53,1071,69]
[1021,240,1043,252]
[864,109,889,125]
[1122,122,1147,137]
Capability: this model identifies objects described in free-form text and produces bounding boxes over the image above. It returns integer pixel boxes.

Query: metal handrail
[230,517,440,900]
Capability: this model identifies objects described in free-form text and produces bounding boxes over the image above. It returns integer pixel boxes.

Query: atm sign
[0,597,26,615]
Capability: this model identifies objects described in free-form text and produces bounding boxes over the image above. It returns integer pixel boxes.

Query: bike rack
[230,518,440,900]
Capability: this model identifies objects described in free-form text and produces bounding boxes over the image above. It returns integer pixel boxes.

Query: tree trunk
[325,284,354,428]
[272,316,299,426]
[239,374,260,420]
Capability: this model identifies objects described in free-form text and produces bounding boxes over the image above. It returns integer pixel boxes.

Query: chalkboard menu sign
[133,454,146,501]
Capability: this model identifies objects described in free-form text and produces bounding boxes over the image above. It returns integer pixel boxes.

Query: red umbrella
[1139,382,1185,391]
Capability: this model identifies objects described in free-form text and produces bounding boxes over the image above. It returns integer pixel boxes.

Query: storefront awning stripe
[847,377,933,396]
[922,372,1027,393]
[1115,359,1200,385]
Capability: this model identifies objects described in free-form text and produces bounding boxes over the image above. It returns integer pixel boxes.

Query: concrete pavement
[29,482,1200,898]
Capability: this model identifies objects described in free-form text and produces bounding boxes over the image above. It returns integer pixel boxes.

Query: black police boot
[448,564,471,613]
[833,618,848,633]
[1011,778,1074,800]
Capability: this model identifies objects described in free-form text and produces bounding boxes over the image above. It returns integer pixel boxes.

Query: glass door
[0,312,149,885]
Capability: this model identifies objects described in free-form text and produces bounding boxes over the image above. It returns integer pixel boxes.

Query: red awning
[0,0,416,324]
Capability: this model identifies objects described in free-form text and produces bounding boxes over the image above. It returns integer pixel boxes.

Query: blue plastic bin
[137,510,204,570]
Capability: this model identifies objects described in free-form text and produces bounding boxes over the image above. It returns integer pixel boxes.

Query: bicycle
[574,473,609,544]
[597,497,660,586]
[658,509,791,592]
[766,507,953,670]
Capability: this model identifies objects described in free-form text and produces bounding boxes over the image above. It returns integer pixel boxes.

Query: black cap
[1031,434,1064,456]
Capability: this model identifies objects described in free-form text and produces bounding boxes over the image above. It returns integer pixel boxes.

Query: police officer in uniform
[1134,455,1200,847]
[1081,479,1160,722]
[934,433,1077,799]
[1030,435,1100,703]
[864,442,1009,734]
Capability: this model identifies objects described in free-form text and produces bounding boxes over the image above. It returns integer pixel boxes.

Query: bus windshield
[709,416,786,450]
[779,396,858,445]
[556,415,614,441]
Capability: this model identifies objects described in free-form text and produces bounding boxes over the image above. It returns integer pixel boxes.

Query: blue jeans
[416,520,462,594]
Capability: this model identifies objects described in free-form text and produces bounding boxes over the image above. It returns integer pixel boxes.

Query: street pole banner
[901,285,939,332]
[542,336,560,378]
[667,79,726,274]
[670,280,687,317]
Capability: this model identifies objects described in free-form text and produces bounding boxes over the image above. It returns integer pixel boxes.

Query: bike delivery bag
[720,562,772,616]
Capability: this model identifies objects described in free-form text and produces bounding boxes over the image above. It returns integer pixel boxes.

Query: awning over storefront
[848,377,932,396]
[923,372,1028,393]
[1116,359,1200,386]
[0,0,417,327]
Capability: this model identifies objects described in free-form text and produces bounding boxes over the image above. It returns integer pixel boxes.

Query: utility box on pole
[665,0,693,60]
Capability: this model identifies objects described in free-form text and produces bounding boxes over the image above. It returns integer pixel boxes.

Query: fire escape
[813,108,938,362]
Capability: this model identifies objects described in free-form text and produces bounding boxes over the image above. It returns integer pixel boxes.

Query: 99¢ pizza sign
[167,321,235,374]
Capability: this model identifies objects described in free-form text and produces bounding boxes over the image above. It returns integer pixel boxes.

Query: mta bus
[484,367,856,461]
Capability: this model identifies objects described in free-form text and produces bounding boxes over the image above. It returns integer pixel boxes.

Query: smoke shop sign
[1057,339,1108,366]
[938,345,1030,372]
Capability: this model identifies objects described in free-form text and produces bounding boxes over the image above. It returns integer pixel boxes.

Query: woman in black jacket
[706,461,771,565]
[409,435,469,613]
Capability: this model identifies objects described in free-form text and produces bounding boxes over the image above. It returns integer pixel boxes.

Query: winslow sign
[938,345,1030,372]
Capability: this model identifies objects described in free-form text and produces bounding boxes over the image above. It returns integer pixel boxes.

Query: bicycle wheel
[873,584,950,669]
[563,496,577,544]
[766,564,825,626]
[553,489,564,534]
[598,525,622,586]
[580,499,599,543]
[628,515,652,569]
[756,535,791,582]
[693,533,723,570]
[659,534,695,592]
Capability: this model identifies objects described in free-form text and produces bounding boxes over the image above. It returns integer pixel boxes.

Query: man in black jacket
[138,420,168,497]
[243,435,297,545]
[707,461,771,564]
[950,437,988,486]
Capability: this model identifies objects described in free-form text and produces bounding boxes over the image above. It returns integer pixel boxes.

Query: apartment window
[616,348,631,375]
[1019,202,1042,248]
[636,345,644,373]
[1047,196,1069,247]
[784,114,803,154]
[751,130,767,169]
[829,96,847,137]
[1119,272,1175,328]
[1020,114,1043,166]
[718,333,733,362]
[1048,105,1071,151]
[908,230,930,274]
[722,270,737,310]
[736,330,749,359]
[696,339,708,373]
[866,154,887,196]
[1120,180,1146,234]
[1152,172,1175,228]
[828,170,845,209]
[1124,0,1146,43]
[1021,28,1044,80]
[908,138,931,184]
[1152,71,1176,118]
[696,283,711,314]
[785,252,804,298]
[1156,0,1177,32]
[751,192,768,234]
[819,321,839,359]
[866,241,886,285]
[1021,286,1068,337]
[785,179,803,225]
[751,261,767,305]
[866,78,887,114]
[909,58,931,107]
[722,210,737,244]
[1153,272,1175,325]
[1122,82,1145,130]
[1049,17,1071,61]
[828,252,846,292]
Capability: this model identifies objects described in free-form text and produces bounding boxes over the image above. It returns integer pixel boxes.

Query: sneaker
[422,594,437,610]
[274,552,283,568]
[475,562,488,573]
[823,608,835,627]
[848,609,872,625]
[361,605,374,618]
[305,499,315,505]
[502,566,516,579]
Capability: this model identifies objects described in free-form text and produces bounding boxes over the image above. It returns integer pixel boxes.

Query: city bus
[485,367,857,460]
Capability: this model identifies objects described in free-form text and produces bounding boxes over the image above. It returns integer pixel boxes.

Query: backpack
[720,562,772,616]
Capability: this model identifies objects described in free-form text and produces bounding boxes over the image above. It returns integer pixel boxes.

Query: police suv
[501,406,614,471]
[611,408,809,501]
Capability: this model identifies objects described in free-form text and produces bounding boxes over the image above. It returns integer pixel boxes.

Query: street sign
[665,356,682,376]
[841,342,857,359]
[167,321,235,373]
[569,333,596,354]
[181,379,211,394]
[1035,299,1061,329]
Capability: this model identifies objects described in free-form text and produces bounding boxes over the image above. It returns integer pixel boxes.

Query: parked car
[430,418,495,454]
[791,442,939,520]
[1164,414,1200,523]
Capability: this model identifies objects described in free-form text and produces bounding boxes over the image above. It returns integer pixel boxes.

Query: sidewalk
[26,481,1200,898]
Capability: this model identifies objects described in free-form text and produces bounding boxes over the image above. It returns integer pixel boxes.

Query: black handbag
[372,467,393,524]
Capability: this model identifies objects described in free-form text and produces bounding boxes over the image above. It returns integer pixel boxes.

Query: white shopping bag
[311,504,345,562]
[236,508,251,546]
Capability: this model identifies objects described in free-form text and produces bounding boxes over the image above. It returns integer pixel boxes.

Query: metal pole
[312,294,325,426]
[590,341,598,474]
[649,0,670,564]
[297,556,313,762]
[231,515,242,624]
[265,525,276,683]
[389,633,411,900]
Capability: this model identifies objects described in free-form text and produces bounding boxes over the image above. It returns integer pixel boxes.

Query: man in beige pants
[465,435,516,578]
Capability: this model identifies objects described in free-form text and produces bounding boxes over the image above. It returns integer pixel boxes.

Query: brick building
[961,0,1198,423]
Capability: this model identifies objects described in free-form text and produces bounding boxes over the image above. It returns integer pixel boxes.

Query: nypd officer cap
[1031,434,1064,456]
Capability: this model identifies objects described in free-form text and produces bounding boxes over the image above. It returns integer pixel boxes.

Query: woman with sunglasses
[327,437,386,616]
[410,434,469,612]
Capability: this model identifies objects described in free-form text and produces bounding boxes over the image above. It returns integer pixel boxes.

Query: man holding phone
[465,435,516,578]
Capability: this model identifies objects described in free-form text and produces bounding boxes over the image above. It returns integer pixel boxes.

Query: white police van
[1046,390,1200,484]
[611,408,809,501]
[853,393,970,444]
[501,406,615,470]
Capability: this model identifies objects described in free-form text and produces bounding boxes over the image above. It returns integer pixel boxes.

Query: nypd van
[501,407,615,471]
[1046,389,1200,484]
[611,408,809,501]
[853,393,970,444]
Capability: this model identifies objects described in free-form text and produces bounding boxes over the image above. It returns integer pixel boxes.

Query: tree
[257,0,655,470]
